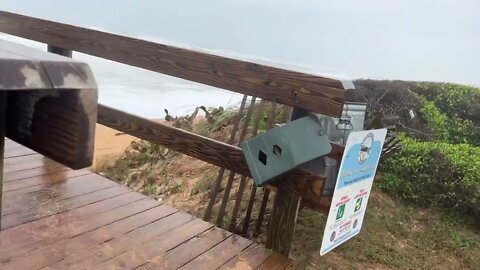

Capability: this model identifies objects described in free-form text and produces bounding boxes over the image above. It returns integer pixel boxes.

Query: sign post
[320,129,387,255]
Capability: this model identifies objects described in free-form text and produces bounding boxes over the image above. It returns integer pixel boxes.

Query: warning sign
[320,129,387,256]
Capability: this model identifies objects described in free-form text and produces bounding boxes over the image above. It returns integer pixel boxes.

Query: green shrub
[412,83,480,122]
[380,136,480,224]
[418,99,480,145]
[253,102,287,133]
[413,83,480,146]
[448,117,480,145]
[420,100,450,142]
[352,80,480,145]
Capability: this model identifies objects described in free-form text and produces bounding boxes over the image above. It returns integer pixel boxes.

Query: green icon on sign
[355,197,363,212]
[336,204,345,220]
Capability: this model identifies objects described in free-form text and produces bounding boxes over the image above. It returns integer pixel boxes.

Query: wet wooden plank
[256,253,294,270]
[1,195,151,262]
[2,185,131,229]
[219,244,274,270]
[0,192,147,260]
[1,205,178,270]
[3,171,96,198]
[0,144,293,269]
[3,173,117,216]
[3,169,91,192]
[90,219,214,270]
[3,164,68,182]
[43,214,201,269]
[179,234,252,270]
[153,227,232,270]
[3,171,92,201]
[3,154,54,173]
[0,11,347,117]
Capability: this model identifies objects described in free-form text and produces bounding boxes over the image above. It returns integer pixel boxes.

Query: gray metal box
[316,102,367,196]
[241,115,332,186]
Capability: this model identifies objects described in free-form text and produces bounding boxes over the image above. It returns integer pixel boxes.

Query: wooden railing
[0,11,347,256]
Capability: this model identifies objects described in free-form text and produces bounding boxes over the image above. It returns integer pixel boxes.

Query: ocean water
[1,34,245,119]
[80,53,245,118]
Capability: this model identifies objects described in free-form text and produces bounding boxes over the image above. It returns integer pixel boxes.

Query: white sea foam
[0,33,245,118]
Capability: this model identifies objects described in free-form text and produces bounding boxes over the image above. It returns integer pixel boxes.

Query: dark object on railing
[242,114,332,186]
[0,39,97,169]
[0,11,348,117]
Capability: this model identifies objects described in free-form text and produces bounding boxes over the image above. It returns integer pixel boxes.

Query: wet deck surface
[0,139,293,269]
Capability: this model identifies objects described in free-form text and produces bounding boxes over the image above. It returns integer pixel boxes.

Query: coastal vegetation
[97,80,480,269]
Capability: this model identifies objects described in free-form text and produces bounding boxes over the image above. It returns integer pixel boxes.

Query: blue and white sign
[320,129,387,256]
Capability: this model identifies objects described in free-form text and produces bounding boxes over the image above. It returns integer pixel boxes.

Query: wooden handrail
[0,12,352,257]
[0,11,346,117]
[97,104,340,210]
[97,105,249,175]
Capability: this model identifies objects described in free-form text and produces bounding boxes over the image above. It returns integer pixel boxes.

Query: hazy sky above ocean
[2,1,479,117]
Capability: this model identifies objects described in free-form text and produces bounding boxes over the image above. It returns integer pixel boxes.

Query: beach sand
[91,123,137,170]
[91,116,204,170]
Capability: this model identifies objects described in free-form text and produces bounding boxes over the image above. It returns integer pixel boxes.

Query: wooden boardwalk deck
[0,139,293,270]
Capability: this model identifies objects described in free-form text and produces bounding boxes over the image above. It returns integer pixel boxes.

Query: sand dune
[92,123,137,170]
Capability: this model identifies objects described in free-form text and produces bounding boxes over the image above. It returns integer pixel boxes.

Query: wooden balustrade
[0,11,351,257]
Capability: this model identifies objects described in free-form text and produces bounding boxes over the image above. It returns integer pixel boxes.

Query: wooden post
[0,92,6,230]
[266,108,310,256]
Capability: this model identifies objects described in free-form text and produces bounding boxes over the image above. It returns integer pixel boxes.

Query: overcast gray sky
[2,0,479,87]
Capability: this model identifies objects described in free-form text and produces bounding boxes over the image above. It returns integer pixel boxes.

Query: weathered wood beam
[266,189,300,256]
[0,11,346,117]
[6,89,97,169]
[97,104,342,210]
[0,39,97,170]
[97,104,250,175]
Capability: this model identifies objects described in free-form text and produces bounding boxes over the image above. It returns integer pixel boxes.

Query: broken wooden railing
[0,11,347,256]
